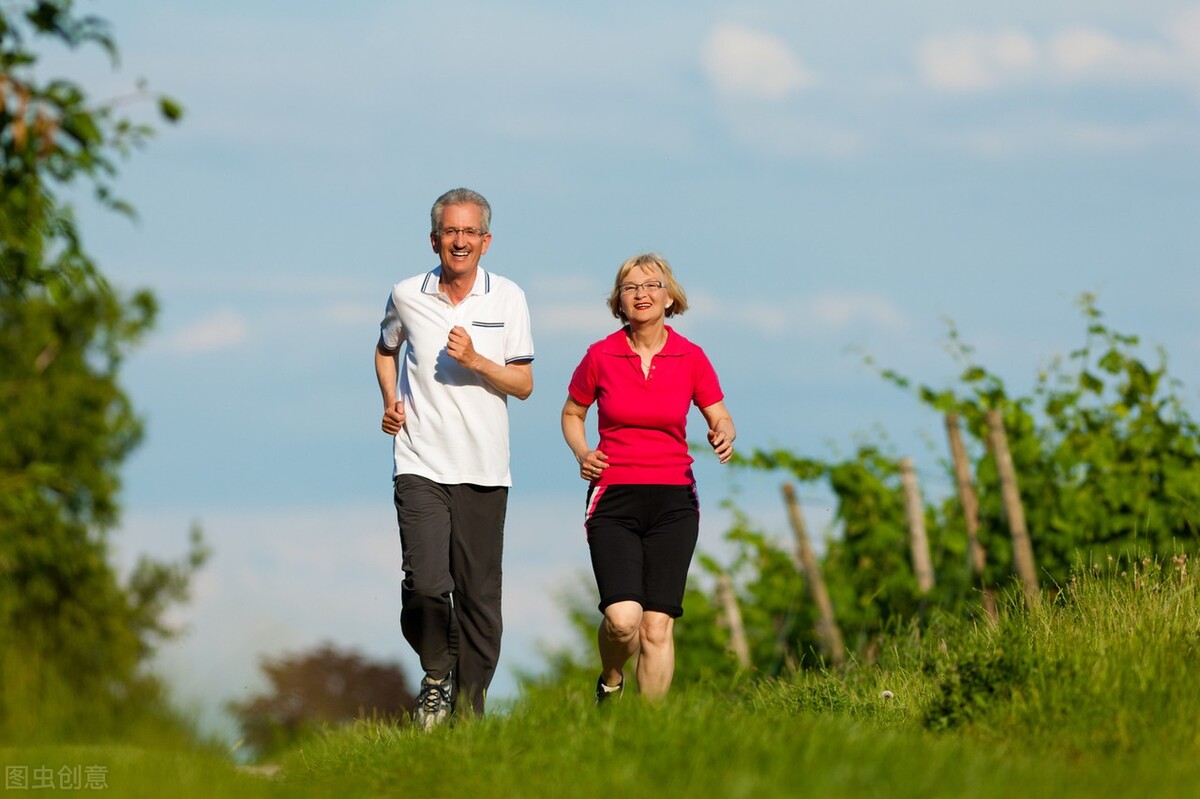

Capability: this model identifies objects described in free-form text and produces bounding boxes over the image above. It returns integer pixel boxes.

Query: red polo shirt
[568,326,724,486]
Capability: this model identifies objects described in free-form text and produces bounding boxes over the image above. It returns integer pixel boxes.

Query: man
[374,188,534,728]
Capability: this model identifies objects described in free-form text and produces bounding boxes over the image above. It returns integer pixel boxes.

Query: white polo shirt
[379,266,535,487]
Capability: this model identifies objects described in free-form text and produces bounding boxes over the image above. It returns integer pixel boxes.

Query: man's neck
[439,268,478,306]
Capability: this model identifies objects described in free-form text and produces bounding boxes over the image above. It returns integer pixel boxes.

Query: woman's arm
[562,396,608,480]
[700,400,736,464]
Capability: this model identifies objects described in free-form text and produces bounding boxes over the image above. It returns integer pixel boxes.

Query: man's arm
[446,326,534,400]
[375,341,405,434]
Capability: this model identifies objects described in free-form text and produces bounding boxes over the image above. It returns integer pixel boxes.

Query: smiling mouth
[634,301,652,310]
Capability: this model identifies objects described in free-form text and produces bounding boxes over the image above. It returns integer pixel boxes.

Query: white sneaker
[414,675,453,731]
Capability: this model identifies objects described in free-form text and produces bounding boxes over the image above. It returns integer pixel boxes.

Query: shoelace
[422,682,447,713]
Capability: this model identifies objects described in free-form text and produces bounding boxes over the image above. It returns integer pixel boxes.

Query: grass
[280,686,1199,799]
[5,555,1200,797]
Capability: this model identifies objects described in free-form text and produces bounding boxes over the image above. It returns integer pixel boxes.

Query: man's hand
[382,401,406,435]
[446,325,480,370]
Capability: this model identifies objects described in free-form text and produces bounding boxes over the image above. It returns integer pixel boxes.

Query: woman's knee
[602,602,643,639]
[639,613,674,647]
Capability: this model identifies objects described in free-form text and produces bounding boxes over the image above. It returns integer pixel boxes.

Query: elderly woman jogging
[561,252,735,703]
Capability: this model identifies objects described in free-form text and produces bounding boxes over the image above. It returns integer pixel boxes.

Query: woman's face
[618,264,673,325]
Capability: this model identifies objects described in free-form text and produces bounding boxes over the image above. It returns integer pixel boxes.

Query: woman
[561,253,735,703]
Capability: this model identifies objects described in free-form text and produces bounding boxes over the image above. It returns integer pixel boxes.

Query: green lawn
[6,558,1198,798]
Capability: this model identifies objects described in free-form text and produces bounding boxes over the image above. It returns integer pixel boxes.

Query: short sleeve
[503,288,536,364]
[691,347,724,409]
[379,293,404,352]
[567,348,598,407]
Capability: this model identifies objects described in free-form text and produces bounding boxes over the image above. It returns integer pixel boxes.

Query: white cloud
[960,119,1177,158]
[323,302,381,327]
[163,308,249,354]
[917,30,1039,91]
[702,23,816,100]
[688,290,910,337]
[1046,26,1185,85]
[721,114,870,159]
[919,12,1200,94]
[809,292,910,330]
[1049,28,1125,74]
[534,304,614,336]
[1171,7,1200,55]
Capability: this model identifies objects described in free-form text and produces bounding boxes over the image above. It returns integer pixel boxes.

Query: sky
[40,0,1200,738]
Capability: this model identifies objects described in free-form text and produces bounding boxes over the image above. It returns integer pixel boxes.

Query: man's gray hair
[430,188,492,234]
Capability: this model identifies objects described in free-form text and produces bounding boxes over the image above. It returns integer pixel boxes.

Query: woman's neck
[626,321,667,355]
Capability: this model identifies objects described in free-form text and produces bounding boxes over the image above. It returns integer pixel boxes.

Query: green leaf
[1079,371,1103,394]
[158,96,184,122]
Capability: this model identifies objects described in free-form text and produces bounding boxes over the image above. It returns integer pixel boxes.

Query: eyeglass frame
[618,280,666,295]
[438,226,487,239]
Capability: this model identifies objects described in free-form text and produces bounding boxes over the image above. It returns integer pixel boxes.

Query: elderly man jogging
[375,187,534,728]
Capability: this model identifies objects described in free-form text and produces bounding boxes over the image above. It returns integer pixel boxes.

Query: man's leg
[447,484,507,716]
[394,475,457,681]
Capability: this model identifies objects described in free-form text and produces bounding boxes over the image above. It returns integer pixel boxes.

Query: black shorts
[585,484,700,618]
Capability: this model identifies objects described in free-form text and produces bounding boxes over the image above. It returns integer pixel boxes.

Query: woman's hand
[707,428,734,463]
[701,401,736,464]
[578,449,609,481]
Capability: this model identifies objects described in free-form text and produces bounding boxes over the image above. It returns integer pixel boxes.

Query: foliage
[2,0,180,298]
[686,512,817,677]
[918,554,1200,754]
[728,447,976,656]
[0,0,196,740]
[890,295,1200,580]
[713,297,1200,669]
[228,643,416,759]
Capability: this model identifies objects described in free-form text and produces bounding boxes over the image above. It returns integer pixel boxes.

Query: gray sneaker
[594,676,623,706]
[414,676,453,731]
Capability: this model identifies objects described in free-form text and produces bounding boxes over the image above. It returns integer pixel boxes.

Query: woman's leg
[598,600,642,687]
[635,611,675,700]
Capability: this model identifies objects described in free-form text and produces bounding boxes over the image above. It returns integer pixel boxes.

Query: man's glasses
[439,227,486,239]
[618,280,665,295]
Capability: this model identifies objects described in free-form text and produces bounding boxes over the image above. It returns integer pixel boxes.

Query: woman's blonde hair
[607,252,689,320]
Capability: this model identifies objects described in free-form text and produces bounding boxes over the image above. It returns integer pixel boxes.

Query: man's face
[430,203,492,279]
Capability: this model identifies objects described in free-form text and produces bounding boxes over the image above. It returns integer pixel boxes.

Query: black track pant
[394,474,507,716]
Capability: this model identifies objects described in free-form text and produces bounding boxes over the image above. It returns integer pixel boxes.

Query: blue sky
[48,1,1200,736]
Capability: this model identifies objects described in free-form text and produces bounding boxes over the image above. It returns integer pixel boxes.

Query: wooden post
[715,573,751,670]
[945,413,997,621]
[782,484,846,667]
[985,409,1040,607]
[899,457,936,594]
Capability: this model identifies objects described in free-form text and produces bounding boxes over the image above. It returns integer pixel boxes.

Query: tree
[730,297,1200,658]
[229,643,416,758]
[890,296,1200,581]
[0,0,198,739]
